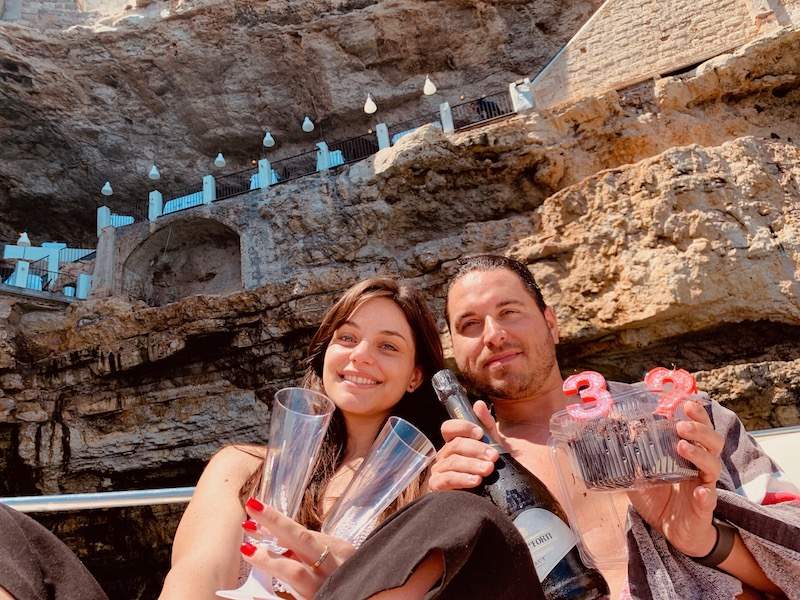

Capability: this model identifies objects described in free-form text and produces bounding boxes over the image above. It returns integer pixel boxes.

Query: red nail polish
[240,542,257,557]
[242,519,258,532]
[246,497,264,512]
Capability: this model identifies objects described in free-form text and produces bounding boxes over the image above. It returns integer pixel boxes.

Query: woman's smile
[339,371,382,387]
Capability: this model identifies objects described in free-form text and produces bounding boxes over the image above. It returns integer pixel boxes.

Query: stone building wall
[1,0,20,20]
[6,0,85,27]
[0,0,128,25]
[76,0,129,14]
[530,0,799,109]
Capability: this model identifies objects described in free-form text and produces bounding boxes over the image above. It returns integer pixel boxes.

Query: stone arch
[122,217,242,306]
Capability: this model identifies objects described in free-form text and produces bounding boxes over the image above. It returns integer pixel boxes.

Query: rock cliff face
[0,0,601,243]
[0,9,799,600]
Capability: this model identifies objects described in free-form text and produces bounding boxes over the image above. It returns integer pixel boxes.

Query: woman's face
[322,297,423,419]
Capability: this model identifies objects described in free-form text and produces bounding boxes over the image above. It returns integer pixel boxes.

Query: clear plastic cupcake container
[549,379,707,491]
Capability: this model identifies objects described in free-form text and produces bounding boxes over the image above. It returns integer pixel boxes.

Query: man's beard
[462,338,559,402]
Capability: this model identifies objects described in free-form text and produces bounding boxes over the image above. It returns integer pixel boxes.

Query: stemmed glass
[321,416,437,548]
[217,387,335,600]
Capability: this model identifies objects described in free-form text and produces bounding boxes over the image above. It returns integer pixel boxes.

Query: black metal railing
[28,257,48,271]
[26,259,56,292]
[451,91,514,131]
[162,184,204,216]
[0,264,14,286]
[136,195,151,221]
[271,149,319,183]
[75,250,97,262]
[215,166,259,202]
[108,87,519,229]
[387,112,442,145]
[115,196,149,223]
[0,260,80,298]
[329,132,380,165]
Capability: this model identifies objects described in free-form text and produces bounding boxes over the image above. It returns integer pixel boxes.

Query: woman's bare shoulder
[211,444,266,465]
[200,444,266,486]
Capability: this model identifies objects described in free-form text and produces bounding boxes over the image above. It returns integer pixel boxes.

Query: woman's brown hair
[241,278,446,529]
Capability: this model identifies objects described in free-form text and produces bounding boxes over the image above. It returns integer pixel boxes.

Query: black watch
[691,517,737,567]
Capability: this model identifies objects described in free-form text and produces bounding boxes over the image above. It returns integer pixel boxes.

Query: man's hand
[428,401,501,491]
[627,400,725,557]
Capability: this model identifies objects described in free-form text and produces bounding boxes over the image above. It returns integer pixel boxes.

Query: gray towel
[626,399,800,600]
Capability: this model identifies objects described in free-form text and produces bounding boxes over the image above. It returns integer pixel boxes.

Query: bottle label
[513,508,577,580]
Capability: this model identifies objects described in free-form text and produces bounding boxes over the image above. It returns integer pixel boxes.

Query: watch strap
[692,517,737,567]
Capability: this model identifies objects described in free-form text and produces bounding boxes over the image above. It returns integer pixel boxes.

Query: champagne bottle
[432,369,609,600]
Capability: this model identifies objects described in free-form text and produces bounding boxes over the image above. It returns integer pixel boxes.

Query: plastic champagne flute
[321,416,436,548]
[217,387,335,600]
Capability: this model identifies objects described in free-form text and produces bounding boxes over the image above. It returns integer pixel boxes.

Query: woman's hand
[627,400,725,557]
[241,498,356,599]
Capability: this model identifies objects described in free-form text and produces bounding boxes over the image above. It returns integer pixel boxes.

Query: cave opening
[121,217,242,307]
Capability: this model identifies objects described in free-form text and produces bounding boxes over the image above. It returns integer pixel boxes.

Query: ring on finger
[312,545,330,570]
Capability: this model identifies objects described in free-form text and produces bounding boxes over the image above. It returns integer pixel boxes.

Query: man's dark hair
[445,254,546,327]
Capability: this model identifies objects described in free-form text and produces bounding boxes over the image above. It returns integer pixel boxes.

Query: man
[429,254,799,599]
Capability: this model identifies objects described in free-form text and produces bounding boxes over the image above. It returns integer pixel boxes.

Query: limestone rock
[0,0,602,243]
[696,360,800,429]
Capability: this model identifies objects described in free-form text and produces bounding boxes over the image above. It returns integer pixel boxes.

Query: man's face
[447,269,560,401]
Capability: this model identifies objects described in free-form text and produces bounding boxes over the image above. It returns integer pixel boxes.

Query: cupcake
[550,369,704,491]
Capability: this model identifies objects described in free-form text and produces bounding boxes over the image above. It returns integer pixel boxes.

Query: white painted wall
[752,427,800,486]
[77,0,128,14]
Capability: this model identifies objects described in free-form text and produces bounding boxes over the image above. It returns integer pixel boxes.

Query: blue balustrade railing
[110,214,135,228]
[163,185,204,216]
[58,247,96,263]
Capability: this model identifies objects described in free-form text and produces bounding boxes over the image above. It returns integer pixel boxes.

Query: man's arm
[715,531,783,595]
[629,400,792,596]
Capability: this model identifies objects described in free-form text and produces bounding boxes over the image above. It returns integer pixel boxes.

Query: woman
[159,278,449,599]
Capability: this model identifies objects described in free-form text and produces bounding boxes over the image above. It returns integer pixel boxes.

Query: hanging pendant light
[302,116,315,133]
[214,153,226,168]
[148,164,161,180]
[423,75,437,96]
[364,93,378,114]
[101,181,113,196]
[262,130,276,148]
